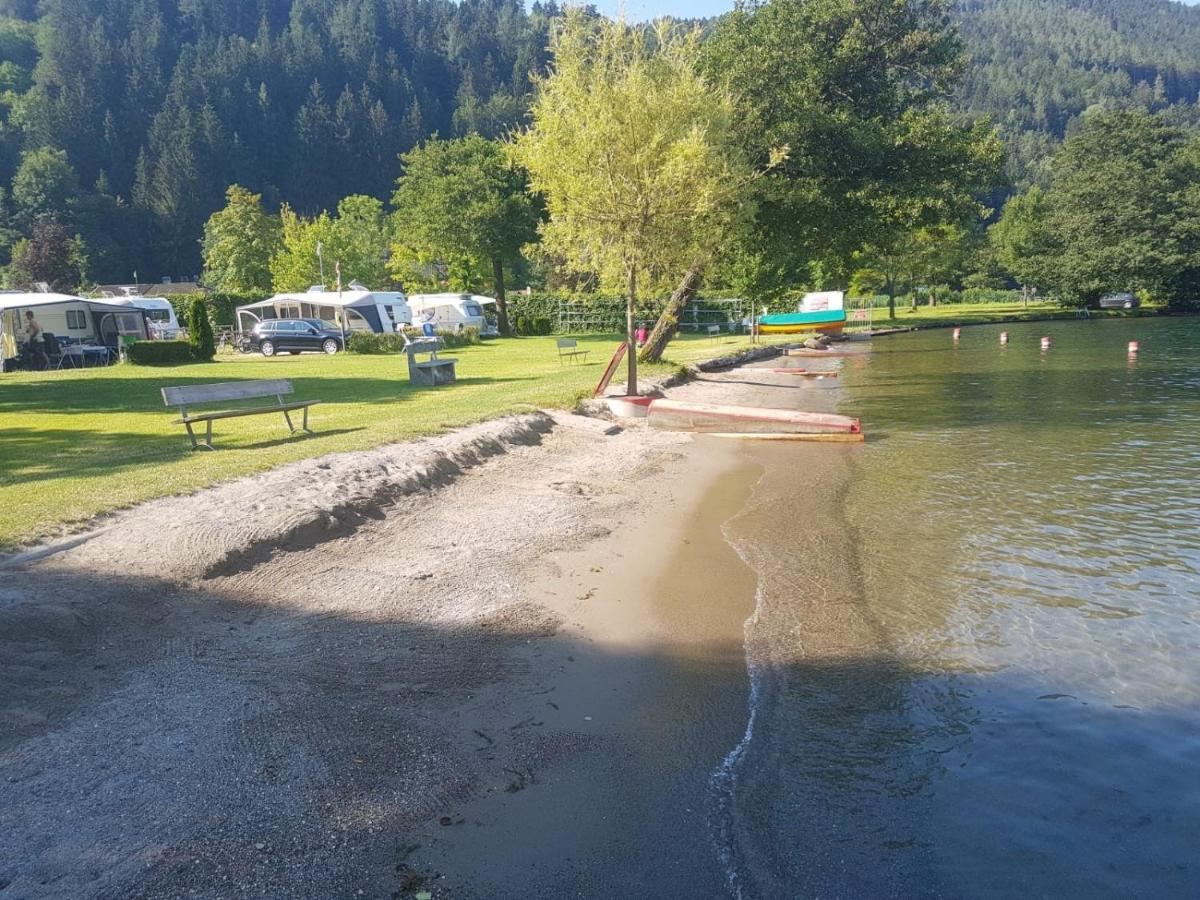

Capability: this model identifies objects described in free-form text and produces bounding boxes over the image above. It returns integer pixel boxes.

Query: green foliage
[703,0,1003,308]
[11,147,79,226]
[953,0,1200,184]
[186,296,215,361]
[347,326,483,354]
[989,186,1053,291]
[202,186,280,293]
[392,134,543,334]
[125,340,195,365]
[270,195,390,291]
[5,217,87,290]
[168,292,264,329]
[345,332,409,354]
[1037,109,1200,309]
[512,11,755,390]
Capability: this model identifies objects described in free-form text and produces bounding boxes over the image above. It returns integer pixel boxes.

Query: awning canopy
[0,292,137,314]
[235,290,409,334]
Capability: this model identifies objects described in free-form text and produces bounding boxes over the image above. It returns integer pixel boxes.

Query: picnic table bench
[405,337,457,386]
[162,378,320,449]
[557,338,590,364]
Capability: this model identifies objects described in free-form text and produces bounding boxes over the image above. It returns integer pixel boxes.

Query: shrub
[126,340,196,365]
[187,297,215,360]
[346,327,482,353]
[346,332,408,354]
[435,327,482,348]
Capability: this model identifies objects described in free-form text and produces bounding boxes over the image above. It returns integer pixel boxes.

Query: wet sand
[411,438,762,897]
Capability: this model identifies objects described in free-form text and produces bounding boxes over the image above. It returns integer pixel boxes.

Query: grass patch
[0,331,792,549]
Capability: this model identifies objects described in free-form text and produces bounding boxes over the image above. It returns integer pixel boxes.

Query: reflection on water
[718,319,1200,898]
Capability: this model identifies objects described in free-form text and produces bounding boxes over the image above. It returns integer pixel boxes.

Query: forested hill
[953,0,1200,181]
[0,0,1198,281]
[0,0,554,279]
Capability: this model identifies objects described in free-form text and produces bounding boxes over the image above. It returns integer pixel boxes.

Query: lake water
[718,318,1200,898]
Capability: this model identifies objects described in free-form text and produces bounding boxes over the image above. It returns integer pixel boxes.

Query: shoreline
[0,351,853,898]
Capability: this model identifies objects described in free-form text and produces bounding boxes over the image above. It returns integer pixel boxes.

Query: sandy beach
[0,347,852,898]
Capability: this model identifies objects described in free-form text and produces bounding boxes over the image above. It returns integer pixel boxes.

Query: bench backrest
[557,339,577,350]
[162,379,294,408]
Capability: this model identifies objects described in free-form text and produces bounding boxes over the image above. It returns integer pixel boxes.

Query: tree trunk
[626,266,638,396]
[639,259,703,364]
[887,276,896,320]
[492,256,509,336]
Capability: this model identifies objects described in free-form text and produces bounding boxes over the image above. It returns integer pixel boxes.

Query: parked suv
[247,318,345,356]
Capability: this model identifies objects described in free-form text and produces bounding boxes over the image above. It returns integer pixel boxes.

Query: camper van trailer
[0,292,148,370]
[407,293,498,337]
[107,292,182,338]
[235,285,412,335]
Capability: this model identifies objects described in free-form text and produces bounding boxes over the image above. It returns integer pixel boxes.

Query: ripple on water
[717,319,1200,897]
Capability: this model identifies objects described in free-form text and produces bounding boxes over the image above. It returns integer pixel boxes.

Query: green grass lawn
[868,300,1163,329]
[0,331,791,549]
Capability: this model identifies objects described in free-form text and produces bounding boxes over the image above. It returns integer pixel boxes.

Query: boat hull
[647,399,860,435]
[758,310,847,334]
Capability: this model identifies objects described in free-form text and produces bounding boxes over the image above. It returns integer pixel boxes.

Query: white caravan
[235,284,412,335]
[407,293,498,336]
[106,291,182,338]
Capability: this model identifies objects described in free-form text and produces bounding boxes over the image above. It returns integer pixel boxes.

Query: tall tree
[512,11,751,393]
[6,217,87,290]
[11,146,80,226]
[703,0,1003,317]
[270,195,390,291]
[988,186,1052,303]
[1038,108,1200,307]
[201,185,281,293]
[392,134,542,335]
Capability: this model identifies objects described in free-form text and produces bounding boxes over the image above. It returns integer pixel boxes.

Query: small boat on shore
[771,368,839,377]
[757,309,846,335]
[784,347,859,358]
[648,399,861,435]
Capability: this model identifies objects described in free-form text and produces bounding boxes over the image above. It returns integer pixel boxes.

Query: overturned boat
[758,291,847,335]
[647,399,861,437]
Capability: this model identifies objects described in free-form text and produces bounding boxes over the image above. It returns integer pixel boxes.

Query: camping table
[59,344,113,368]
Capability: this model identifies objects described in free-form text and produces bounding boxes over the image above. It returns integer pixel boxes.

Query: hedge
[347,326,482,354]
[125,340,197,365]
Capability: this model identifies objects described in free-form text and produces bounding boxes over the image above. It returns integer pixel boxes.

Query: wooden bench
[404,338,457,386]
[162,379,320,449]
[707,324,721,340]
[557,338,590,364]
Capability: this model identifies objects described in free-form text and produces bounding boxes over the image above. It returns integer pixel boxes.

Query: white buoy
[1128,341,1140,355]
[952,327,961,341]
[1000,331,1009,345]
[1041,336,1051,350]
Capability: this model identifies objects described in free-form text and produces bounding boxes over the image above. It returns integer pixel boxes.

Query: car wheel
[322,338,339,355]
[260,340,275,357]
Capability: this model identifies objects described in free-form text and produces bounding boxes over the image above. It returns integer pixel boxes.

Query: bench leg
[302,405,312,433]
[205,418,214,449]
[184,421,198,450]
[282,408,295,433]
